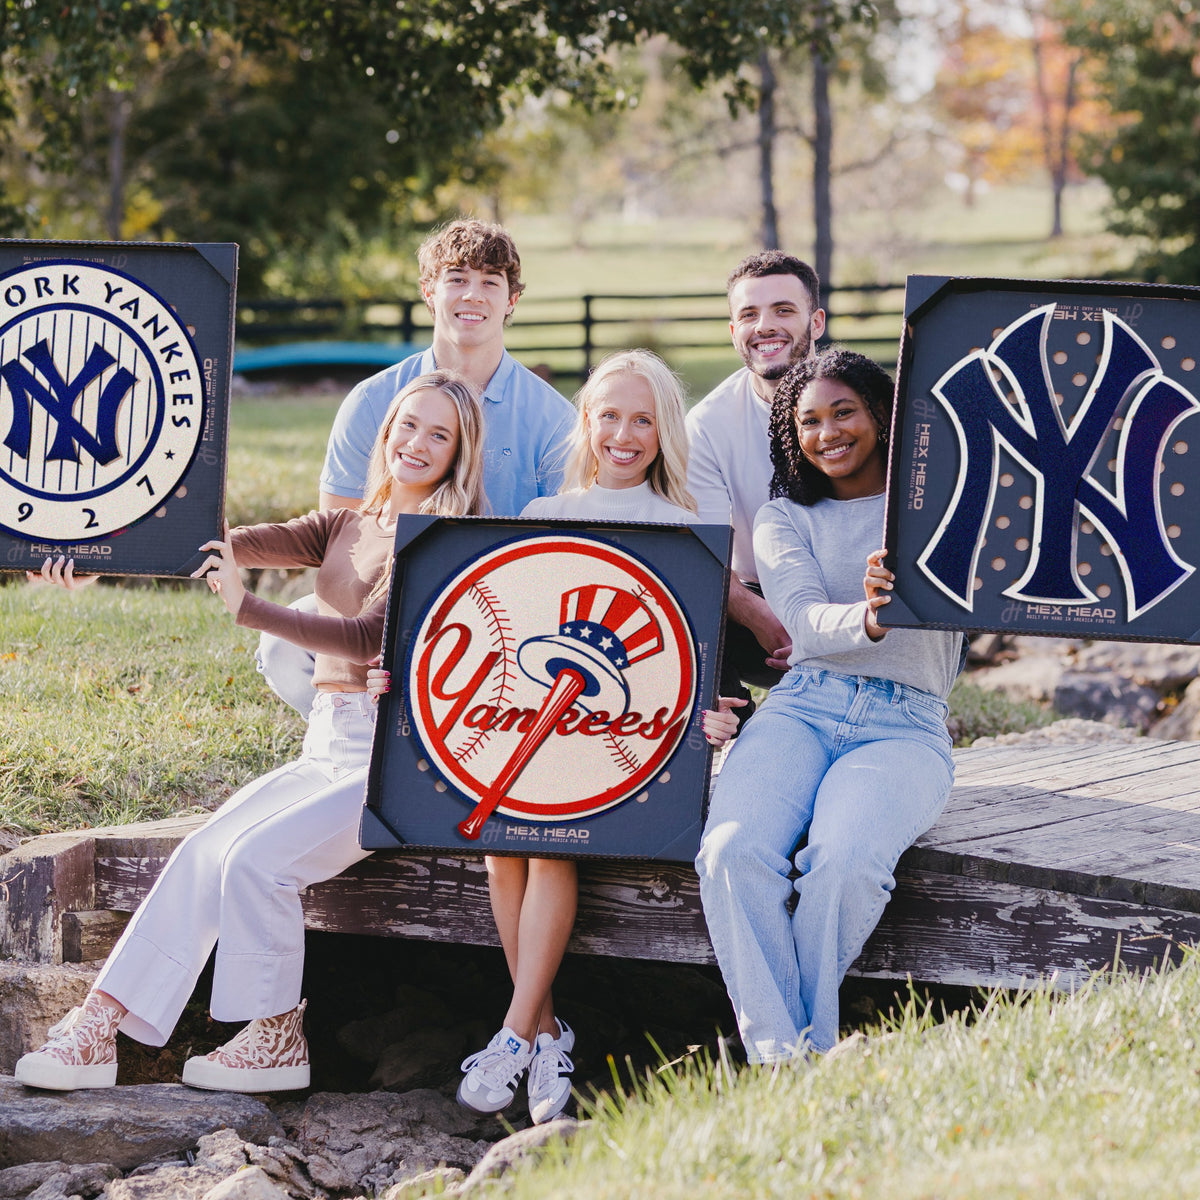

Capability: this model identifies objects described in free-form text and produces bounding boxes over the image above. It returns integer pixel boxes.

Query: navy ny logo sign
[919,303,1200,621]
[0,260,206,544]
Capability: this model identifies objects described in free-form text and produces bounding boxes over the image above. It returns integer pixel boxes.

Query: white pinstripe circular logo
[0,260,205,541]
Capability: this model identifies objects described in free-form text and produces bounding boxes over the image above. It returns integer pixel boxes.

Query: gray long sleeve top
[753,493,962,699]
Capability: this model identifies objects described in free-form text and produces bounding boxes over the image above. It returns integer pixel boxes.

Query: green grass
[225,389,342,526]
[442,953,1200,1200]
[0,581,304,839]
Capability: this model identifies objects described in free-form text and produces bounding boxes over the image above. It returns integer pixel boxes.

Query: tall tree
[1062,0,1200,282]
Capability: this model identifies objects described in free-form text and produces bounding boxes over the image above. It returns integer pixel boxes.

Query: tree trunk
[1050,57,1079,239]
[811,43,833,316]
[106,90,129,241]
[757,46,780,250]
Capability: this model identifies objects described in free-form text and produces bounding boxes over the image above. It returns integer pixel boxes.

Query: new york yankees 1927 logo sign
[404,534,698,838]
[0,259,206,542]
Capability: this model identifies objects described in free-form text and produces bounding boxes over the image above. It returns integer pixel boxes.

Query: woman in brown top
[15,370,486,1095]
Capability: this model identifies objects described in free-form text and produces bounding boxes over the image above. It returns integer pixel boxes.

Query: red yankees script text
[422,622,678,744]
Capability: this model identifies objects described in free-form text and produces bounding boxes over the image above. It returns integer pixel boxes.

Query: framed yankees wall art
[0,239,237,576]
[883,275,1200,644]
[362,515,732,862]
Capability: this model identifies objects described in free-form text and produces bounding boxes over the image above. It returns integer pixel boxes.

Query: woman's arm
[192,523,386,664]
[753,504,876,662]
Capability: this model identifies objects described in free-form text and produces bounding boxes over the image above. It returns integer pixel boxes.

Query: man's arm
[684,413,737,526]
[727,578,791,672]
[318,491,362,512]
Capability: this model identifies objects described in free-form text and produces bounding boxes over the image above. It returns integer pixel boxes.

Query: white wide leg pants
[94,692,375,1046]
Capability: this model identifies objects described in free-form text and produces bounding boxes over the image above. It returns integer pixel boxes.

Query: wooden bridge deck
[4,737,1200,992]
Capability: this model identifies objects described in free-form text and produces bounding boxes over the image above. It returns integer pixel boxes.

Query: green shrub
[947,677,1056,747]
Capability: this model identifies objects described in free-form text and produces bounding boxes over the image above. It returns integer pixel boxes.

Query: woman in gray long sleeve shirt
[696,347,961,1063]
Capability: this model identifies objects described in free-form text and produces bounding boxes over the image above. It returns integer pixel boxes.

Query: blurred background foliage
[1,0,1196,298]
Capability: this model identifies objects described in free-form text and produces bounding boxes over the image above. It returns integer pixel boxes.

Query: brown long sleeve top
[230,508,392,691]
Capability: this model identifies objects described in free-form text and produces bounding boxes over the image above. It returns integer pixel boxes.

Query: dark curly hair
[768,346,894,506]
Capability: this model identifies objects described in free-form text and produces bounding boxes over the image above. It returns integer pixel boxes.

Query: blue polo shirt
[320,348,576,517]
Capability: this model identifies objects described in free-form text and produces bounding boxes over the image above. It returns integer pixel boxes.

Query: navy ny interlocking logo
[0,260,205,543]
[2,339,135,466]
[918,304,1199,621]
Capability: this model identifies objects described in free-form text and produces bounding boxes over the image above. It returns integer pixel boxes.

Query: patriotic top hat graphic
[516,584,664,714]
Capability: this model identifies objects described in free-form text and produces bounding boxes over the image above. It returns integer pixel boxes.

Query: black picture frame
[0,239,236,576]
[362,514,732,862]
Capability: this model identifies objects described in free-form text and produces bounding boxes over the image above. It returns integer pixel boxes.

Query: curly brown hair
[768,347,894,506]
[418,219,526,323]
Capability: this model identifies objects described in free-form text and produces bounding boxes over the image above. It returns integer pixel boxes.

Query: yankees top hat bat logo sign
[362,515,732,862]
[0,240,236,577]
[883,275,1200,644]
[411,538,695,836]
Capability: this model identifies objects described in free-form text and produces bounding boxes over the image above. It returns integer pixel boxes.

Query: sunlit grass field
[420,954,1200,1200]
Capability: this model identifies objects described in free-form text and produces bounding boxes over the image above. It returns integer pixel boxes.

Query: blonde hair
[563,349,697,513]
[361,371,488,519]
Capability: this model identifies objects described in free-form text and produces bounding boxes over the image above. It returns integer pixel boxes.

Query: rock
[103,1128,317,1200]
[1150,676,1200,741]
[459,1119,584,1192]
[335,983,446,1064]
[1052,670,1161,731]
[106,1163,228,1200]
[970,717,1144,748]
[378,1166,466,1199]
[369,1028,467,1091]
[0,1161,119,1200]
[26,1162,121,1200]
[0,1079,283,1170]
[198,1166,293,1200]
[1071,642,1200,691]
[281,1089,491,1192]
[968,649,1068,704]
[0,963,98,1074]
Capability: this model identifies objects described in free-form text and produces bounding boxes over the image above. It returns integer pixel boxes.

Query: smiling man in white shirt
[686,251,826,707]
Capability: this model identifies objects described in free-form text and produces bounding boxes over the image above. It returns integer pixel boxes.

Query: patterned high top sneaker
[14,991,122,1091]
[181,999,310,1093]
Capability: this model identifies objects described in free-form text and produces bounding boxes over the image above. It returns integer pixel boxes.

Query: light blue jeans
[696,667,954,1061]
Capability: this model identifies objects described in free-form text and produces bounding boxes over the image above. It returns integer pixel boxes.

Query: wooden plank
[62,909,131,962]
[0,834,96,963]
[855,866,1200,989]
[95,847,716,965]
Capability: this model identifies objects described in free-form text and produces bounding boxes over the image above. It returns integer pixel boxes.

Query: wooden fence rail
[235,283,908,380]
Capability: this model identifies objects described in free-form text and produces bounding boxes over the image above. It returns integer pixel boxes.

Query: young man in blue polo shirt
[259,219,576,712]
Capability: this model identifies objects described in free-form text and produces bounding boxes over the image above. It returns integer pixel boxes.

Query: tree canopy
[1,0,873,292]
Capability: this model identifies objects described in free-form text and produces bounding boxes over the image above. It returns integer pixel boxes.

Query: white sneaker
[14,995,121,1091]
[528,1029,575,1124]
[550,1016,575,1054]
[457,1026,533,1114]
[181,1000,310,1093]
